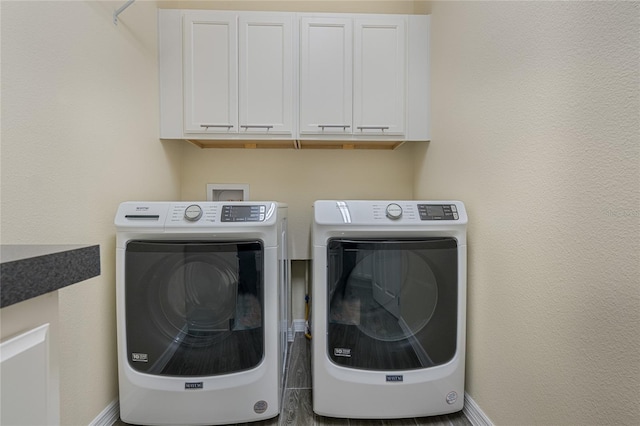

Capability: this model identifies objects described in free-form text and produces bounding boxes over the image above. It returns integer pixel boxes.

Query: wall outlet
[206,184,249,201]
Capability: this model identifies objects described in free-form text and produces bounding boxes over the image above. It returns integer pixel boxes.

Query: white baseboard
[287,320,306,341]
[292,319,307,333]
[89,398,119,426]
[464,392,493,426]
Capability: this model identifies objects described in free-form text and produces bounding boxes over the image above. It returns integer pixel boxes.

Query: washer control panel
[168,203,217,224]
[221,204,267,222]
[418,204,459,220]
[116,202,280,228]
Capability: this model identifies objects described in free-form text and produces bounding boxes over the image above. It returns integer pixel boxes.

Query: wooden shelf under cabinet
[186,139,296,149]
[185,139,407,150]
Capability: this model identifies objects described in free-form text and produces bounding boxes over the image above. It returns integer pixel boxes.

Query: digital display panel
[426,205,445,217]
[418,204,458,220]
[221,205,265,222]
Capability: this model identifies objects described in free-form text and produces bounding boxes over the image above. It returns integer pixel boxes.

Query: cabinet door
[354,17,406,136]
[1,325,53,425]
[239,14,293,135]
[299,17,353,135]
[183,11,238,134]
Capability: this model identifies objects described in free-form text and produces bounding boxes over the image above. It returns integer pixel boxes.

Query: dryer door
[327,238,458,371]
[124,240,263,376]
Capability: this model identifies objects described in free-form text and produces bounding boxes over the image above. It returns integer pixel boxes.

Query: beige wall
[415,1,639,425]
[1,1,182,424]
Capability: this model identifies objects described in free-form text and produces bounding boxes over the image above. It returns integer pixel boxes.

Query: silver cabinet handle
[240,125,274,130]
[318,125,351,130]
[200,124,234,129]
[357,126,389,131]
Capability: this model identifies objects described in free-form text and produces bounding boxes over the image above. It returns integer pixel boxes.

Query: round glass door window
[125,241,264,376]
[327,238,458,371]
[338,250,439,342]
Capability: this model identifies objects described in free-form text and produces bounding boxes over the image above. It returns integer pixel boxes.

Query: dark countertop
[0,245,101,308]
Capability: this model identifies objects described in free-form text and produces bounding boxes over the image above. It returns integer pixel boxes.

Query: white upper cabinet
[299,17,353,135]
[159,10,429,145]
[298,14,414,139]
[183,11,238,134]
[353,16,406,136]
[239,14,293,135]
[169,11,294,138]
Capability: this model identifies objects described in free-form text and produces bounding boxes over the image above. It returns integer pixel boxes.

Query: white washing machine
[115,201,290,425]
[312,200,467,419]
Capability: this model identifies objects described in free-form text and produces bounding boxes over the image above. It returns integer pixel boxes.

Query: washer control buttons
[221,205,266,222]
[386,203,403,220]
[184,204,203,221]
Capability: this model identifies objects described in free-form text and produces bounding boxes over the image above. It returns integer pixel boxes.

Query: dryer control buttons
[418,204,458,220]
[386,203,403,220]
[184,204,203,221]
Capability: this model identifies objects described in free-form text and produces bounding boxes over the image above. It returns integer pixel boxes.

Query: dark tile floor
[116,333,472,426]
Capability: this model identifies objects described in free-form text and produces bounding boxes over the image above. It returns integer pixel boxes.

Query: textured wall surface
[1,1,181,424]
[415,2,639,425]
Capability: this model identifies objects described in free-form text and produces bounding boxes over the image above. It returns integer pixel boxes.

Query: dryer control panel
[418,204,459,220]
[313,200,467,226]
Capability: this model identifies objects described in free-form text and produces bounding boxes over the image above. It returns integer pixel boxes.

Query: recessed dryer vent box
[206,184,249,201]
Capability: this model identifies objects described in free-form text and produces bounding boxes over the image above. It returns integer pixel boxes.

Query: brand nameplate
[131,353,148,362]
[386,375,403,382]
[334,348,351,357]
[185,382,204,389]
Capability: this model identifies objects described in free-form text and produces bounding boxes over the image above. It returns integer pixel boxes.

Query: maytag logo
[185,382,203,390]
[135,206,149,211]
[386,375,403,382]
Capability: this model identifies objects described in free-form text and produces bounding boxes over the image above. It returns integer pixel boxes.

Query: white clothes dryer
[312,200,467,419]
[115,201,289,425]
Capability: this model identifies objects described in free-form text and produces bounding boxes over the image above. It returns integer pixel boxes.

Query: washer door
[327,238,458,370]
[124,240,263,376]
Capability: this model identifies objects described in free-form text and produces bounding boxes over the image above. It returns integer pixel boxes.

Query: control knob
[386,203,403,220]
[184,204,203,221]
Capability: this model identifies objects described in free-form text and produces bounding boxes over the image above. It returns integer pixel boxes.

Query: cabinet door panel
[1,325,52,426]
[239,15,293,134]
[354,18,406,135]
[183,12,238,134]
[299,18,353,134]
